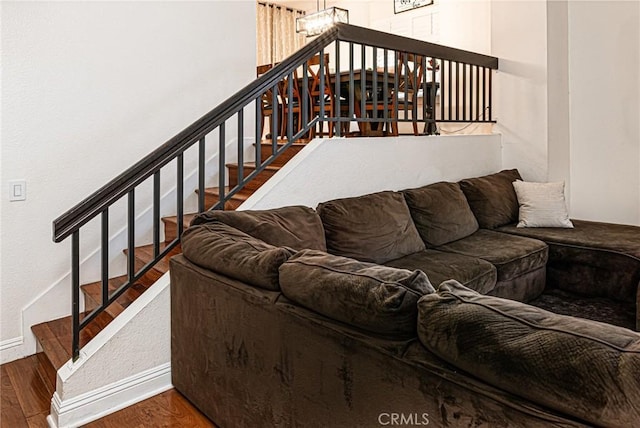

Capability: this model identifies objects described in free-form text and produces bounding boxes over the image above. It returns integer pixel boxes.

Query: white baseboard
[48,363,172,428]
[0,336,25,364]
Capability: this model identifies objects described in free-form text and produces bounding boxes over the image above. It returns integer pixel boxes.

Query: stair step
[258,141,309,166]
[161,213,197,242]
[198,186,255,210]
[35,344,57,395]
[82,274,157,318]
[125,243,182,275]
[32,311,115,372]
[227,162,281,191]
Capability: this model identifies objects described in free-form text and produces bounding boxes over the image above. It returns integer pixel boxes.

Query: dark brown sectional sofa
[171,169,640,427]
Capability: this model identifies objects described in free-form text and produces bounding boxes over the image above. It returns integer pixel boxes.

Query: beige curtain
[257,2,306,67]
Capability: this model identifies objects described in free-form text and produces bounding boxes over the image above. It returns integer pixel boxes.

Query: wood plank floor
[0,355,216,427]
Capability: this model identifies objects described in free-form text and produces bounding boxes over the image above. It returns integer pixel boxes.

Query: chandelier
[296,1,349,37]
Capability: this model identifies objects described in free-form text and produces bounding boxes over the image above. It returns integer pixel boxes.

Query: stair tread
[161,213,197,226]
[203,186,254,200]
[259,137,310,143]
[81,274,158,318]
[226,162,282,171]
[125,243,182,273]
[258,141,309,147]
[32,311,115,370]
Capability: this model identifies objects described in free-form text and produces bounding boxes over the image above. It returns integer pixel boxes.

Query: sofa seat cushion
[317,191,425,264]
[190,205,327,251]
[402,182,479,247]
[279,249,434,338]
[384,250,497,295]
[417,280,640,427]
[436,229,548,282]
[459,169,522,229]
[182,222,294,291]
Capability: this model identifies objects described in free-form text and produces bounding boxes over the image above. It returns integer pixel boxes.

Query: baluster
[422,55,428,129]
[198,138,205,212]
[102,209,109,306]
[360,45,365,130]
[469,64,474,120]
[237,110,244,188]
[372,46,378,126]
[272,83,278,147]
[482,66,487,120]
[349,43,354,121]
[403,53,409,120]
[287,72,294,142]
[218,123,226,206]
[255,98,262,168]
[302,60,309,136]
[475,65,480,120]
[383,49,389,124]
[127,190,135,281]
[334,41,341,137]
[462,63,467,121]
[72,230,80,361]
[488,68,493,121]
[319,48,325,128]
[176,154,184,236]
[153,172,161,255]
[448,61,453,121]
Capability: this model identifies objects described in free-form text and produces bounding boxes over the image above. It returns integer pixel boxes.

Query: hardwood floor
[1,355,216,428]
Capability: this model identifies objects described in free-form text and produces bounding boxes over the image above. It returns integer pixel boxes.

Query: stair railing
[52,24,498,361]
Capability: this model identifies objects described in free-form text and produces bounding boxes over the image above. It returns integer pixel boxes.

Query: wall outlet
[9,179,26,202]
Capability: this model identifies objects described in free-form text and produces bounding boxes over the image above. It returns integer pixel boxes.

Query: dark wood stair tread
[161,214,196,242]
[225,162,281,171]
[32,311,115,370]
[161,213,196,228]
[81,274,156,318]
[124,243,182,274]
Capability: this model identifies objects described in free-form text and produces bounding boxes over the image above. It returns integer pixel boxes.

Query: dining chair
[394,52,439,135]
[279,68,304,139]
[354,71,398,137]
[305,53,336,138]
[394,52,425,135]
[257,63,278,140]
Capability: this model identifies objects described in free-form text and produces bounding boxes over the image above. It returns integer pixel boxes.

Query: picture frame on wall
[394,0,434,14]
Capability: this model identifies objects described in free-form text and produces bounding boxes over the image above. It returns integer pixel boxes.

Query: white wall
[0,1,256,360]
[567,0,640,225]
[491,0,548,182]
[241,135,502,210]
[546,0,570,195]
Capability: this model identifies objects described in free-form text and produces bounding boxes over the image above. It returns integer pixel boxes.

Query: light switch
[9,180,26,201]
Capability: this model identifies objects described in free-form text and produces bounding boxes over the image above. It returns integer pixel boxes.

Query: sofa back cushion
[317,191,425,264]
[403,182,479,247]
[182,222,294,291]
[190,205,326,251]
[280,249,434,337]
[417,280,640,427]
[459,169,522,229]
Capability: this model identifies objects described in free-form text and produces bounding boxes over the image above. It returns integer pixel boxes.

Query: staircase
[31,139,308,394]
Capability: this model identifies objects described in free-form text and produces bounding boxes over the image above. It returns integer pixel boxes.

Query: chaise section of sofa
[496,220,640,330]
